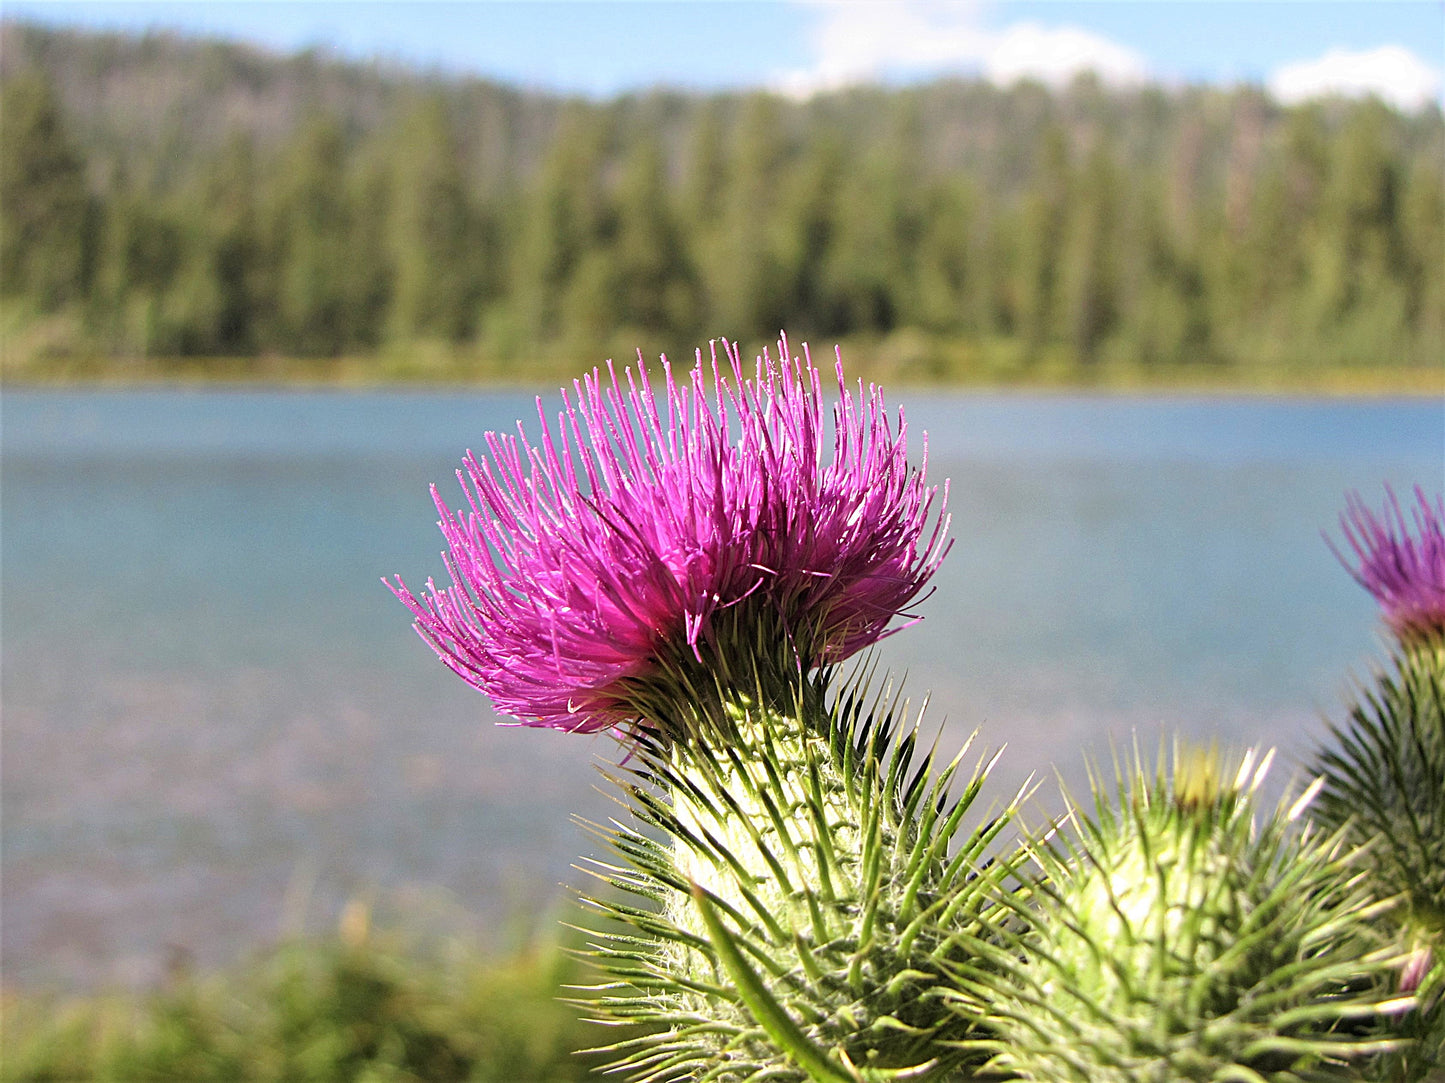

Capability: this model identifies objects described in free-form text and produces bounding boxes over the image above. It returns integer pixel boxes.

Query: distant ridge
[15,18,1440,197]
[2,19,1440,382]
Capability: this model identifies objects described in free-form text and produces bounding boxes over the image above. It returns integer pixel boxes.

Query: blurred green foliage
[1,917,614,1083]
[0,22,1441,385]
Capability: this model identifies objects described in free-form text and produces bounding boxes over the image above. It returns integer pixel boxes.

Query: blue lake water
[2,386,1442,989]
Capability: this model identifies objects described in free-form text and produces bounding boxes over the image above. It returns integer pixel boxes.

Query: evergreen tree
[712,92,789,339]
[385,95,478,345]
[1120,179,1213,367]
[1057,139,1120,364]
[608,136,698,342]
[346,145,397,352]
[680,98,728,235]
[513,102,611,342]
[0,72,93,308]
[1013,124,1071,358]
[159,132,264,355]
[92,188,185,357]
[1308,101,1411,363]
[1400,154,1445,361]
[821,150,909,334]
[908,178,975,336]
[771,131,843,335]
[268,115,357,356]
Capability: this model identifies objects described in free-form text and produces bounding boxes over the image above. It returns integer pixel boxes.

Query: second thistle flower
[1332,485,1445,646]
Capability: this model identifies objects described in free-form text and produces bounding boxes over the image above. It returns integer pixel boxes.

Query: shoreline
[4,360,1441,400]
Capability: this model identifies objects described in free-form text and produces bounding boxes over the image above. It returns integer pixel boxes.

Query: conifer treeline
[2,22,1441,380]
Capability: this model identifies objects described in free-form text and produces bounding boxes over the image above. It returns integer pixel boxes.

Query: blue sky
[7,1,1443,109]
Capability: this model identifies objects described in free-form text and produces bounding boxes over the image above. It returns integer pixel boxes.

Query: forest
[2,21,1442,385]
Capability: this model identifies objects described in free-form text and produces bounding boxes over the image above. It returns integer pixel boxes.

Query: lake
[2,385,1441,990]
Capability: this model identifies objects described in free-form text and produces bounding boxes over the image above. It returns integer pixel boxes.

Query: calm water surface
[3,387,1441,989]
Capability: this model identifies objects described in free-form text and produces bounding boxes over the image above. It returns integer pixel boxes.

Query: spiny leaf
[691,882,856,1083]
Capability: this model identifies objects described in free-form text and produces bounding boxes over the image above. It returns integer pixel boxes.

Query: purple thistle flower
[1332,485,1445,643]
[388,335,951,734]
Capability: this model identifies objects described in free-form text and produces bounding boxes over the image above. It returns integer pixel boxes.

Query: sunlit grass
[1,910,620,1083]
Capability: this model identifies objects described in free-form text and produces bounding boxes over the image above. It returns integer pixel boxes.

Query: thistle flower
[389,335,949,735]
[577,679,1019,1082]
[1333,485,1445,645]
[952,745,1413,1081]
[1313,489,1445,1079]
[1311,637,1445,1080]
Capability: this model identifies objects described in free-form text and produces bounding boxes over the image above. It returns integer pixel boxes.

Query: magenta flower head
[1332,485,1445,644]
[388,334,950,735]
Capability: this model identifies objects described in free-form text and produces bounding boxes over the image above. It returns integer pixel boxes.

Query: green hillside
[2,21,1441,387]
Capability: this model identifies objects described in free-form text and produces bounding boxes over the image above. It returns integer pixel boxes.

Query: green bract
[1312,637,1445,1080]
[1315,638,1445,940]
[574,671,1020,1083]
[950,746,1413,1082]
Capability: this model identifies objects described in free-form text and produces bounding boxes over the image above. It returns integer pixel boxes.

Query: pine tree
[385,95,479,345]
[268,115,357,356]
[608,136,699,343]
[0,71,93,308]
[513,102,611,343]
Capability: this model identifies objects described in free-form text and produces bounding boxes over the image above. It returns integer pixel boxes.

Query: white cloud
[982,21,1149,89]
[1268,45,1443,112]
[774,1,1149,97]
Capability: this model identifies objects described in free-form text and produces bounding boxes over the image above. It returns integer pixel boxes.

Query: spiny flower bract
[950,744,1412,1081]
[1333,485,1445,645]
[389,335,949,734]
[1314,642,1445,938]
[574,675,1017,1083]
